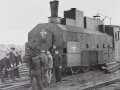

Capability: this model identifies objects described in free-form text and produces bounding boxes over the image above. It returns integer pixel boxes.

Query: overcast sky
[0,0,120,45]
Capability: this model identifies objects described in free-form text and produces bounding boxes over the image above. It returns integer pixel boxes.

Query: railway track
[0,63,30,90]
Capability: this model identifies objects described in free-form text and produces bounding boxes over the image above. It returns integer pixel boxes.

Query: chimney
[48,0,61,24]
[50,0,59,17]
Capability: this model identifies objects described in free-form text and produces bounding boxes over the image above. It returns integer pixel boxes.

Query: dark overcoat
[9,52,16,67]
[53,53,63,67]
[16,55,22,66]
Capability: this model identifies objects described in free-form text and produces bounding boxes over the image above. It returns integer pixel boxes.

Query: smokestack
[49,0,61,24]
[50,0,59,17]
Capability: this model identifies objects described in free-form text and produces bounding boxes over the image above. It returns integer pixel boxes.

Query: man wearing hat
[45,50,53,85]
[14,51,23,79]
[40,50,50,87]
[29,50,48,90]
[9,47,16,67]
[16,51,23,65]
[0,57,7,83]
[9,47,16,81]
[53,50,63,83]
[49,45,57,56]
[0,53,10,83]
[4,53,10,79]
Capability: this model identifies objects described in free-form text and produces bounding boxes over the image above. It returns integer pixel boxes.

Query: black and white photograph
[0,0,120,90]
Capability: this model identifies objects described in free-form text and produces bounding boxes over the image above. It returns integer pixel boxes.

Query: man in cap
[9,47,16,81]
[0,54,9,83]
[0,59,5,83]
[45,50,53,85]
[16,51,23,65]
[4,53,10,79]
[49,45,57,56]
[53,50,63,83]
[9,47,16,67]
[39,50,50,87]
[14,51,23,79]
[29,50,47,90]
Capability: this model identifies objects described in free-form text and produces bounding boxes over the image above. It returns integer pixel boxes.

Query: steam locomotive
[25,0,120,72]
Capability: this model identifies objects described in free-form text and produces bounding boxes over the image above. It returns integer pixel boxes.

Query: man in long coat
[14,51,23,78]
[53,50,63,83]
[0,55,8,82]
[45,50,53,85]
[29,50,47,90]
[4,54,10,79]
[15,51,23,66]
[9,47,16,80]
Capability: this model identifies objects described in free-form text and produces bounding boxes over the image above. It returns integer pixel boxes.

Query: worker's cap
[16,52,19,54]
[6,53,10,56]
[10,47,15,50]
[40,50,45,53]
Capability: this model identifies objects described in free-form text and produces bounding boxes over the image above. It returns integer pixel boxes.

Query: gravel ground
[1,70,120,90]
[96,81,120,90]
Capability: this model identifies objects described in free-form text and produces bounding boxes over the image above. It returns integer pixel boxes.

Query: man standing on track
[53,50,63,83]
[9,47,16,81]
[29,50,47,90]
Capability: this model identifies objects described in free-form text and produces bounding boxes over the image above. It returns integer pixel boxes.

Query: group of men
[24,45,63,90]
[0,47,23,83]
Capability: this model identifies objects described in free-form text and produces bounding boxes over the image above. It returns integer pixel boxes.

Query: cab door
[89,51,97,66]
